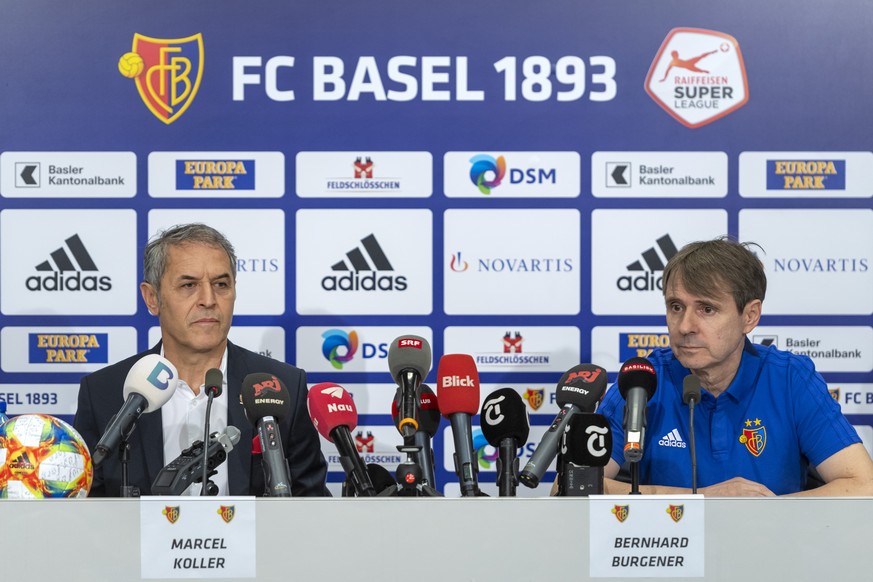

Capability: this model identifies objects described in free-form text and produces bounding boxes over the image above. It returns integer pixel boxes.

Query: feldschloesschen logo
[29,333,109,364]
[469,155,506,195]
[617,234,678,292]
[354,157,374,179]
[321,329,359,370]
[354,431,375,453]
[739,418,766,457]
[645,28,748,128]
[118,33,204,124]
[321,234,407,292]
[503,331,523,353]
[26,234,112,292]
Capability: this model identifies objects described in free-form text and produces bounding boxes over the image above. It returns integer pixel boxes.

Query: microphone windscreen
[436,353,480,417]
[240,373,291,425]
[683,374,701,404]
[307,382,358,442]
[360,463,396,495]
[205,367,223,396]
[617,357,657,400]
[122,354,179,412]
[387,335,432,382]
[480,388,530,446]
[555,364,608,412]
[563,413,612,467]
[391,384,441,437]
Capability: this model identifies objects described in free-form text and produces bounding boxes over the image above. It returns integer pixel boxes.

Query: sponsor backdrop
[1,0,871,494]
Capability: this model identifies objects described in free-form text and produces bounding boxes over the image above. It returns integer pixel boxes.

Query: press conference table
[1,497,869,581]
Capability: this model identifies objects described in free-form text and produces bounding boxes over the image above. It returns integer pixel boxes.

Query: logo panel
[739,152,873,199]
[444,152,580,198]
[296,327,433,373]
[646,28,748,128]
[749,326,873,373]
[443,326,580,372]
[0,152,136,199]
[591,151,727,198]
[295,152,432,198]
[296,209,432,315]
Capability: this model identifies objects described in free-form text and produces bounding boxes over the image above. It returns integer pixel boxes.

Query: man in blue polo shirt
[599,237,873,496]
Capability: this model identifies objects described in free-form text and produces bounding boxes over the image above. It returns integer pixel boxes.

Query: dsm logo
[29,333,108,364]
[118,33,204,124]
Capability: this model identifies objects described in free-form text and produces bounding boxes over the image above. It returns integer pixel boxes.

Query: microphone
[200,367,223,496]
[387,335,432,439]
[557,413,612,496]
[683,374,701,494]
[92,354,178,466]
[519,363,608,488]
[617,357,657,463]
[345,463,399,497]
[436,353,482,497]
[480,388,530,497]
[241,373,293,497]
[151,426,241,496]
[391,384,441,488]
[307,382,376,497]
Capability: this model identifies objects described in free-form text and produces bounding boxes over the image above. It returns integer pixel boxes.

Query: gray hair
[662,236,766,313]
[143,223,237,292]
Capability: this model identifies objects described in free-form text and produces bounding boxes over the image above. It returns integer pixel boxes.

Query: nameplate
[140,496,256,579]
[589,495,704,578]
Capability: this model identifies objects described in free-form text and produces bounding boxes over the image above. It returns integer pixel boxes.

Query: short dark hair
[662,237,766,313]
[143,223,237,292]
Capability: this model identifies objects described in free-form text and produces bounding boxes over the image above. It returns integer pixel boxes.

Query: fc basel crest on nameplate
[162,505,180,524]
[739,418,766,457]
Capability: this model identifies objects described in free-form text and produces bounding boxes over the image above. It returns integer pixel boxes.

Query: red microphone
[436,354,482,497]
[307,382,375,497]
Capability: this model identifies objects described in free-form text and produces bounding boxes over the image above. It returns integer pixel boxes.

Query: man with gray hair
[597,237,873,496]
[75,223,328,496]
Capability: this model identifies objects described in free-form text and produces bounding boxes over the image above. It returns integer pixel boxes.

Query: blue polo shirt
[599,339,860,495]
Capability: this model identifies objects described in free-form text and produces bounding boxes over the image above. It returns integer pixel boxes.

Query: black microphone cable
[683,375,701,494]
[201,368,224,496]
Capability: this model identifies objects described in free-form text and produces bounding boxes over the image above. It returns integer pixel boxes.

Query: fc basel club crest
[218,505,236,524]
[667,504,684,523]
[118,33,204,124]
[739,418,767,457]
[163,506,181,524]
[523,388,544,411]
[612,504,630,523]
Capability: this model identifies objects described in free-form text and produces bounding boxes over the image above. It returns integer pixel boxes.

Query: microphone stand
[395,445,442,497]
[496,439,519,497]
[118,436,140,498]
[689,399,698,494]
[629,462,641,495]
[200,391,217,496]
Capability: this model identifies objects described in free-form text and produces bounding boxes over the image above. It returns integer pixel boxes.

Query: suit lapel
[226,343,255,495]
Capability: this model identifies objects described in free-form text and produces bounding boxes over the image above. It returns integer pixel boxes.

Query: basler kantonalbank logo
[646,28,748,128]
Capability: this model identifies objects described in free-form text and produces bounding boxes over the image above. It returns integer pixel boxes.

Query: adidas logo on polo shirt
[658,428,687,448]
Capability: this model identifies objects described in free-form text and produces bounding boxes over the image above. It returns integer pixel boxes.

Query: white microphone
[92,354,178,466]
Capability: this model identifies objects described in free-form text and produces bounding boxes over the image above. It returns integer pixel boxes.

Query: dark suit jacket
[74,341,329,497]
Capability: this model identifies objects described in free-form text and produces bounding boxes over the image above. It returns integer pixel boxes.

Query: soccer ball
[0,414,93,499]
[118,52,144,78]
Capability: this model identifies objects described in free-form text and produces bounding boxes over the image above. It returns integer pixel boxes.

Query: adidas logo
[658,428,687,448]
[321,234,407,292]
[617,234,678,292]
[25,234,112,292]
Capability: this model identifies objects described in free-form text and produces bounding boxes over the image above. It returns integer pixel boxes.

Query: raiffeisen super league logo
[118,33,204,124]
[645,28,748,128]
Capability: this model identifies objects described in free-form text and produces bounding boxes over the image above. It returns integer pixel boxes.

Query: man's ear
[742,299,762,333]
[140,282,160,316]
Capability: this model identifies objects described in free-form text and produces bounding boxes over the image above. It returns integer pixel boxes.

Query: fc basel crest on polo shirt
[739,418,766,457]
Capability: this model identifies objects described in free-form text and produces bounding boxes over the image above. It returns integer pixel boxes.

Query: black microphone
[93,354,179,466]
[557,413,612,496]
[519,364,608,488]
[345,463,399,497]
[480,388,530,497]
[241,373,293,497]
[151,426,241,496]
[617,357,657,463]
[392,384,441,488]
[387,335,432,439]
[200,367,223,496]
[683,374,701,494]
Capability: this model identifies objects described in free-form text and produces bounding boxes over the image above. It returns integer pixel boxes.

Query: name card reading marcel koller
[589,495,704,578]
[140,496,256,579]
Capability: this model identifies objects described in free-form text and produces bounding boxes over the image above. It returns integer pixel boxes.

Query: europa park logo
[645,28,748,128]
[117,33,204,124]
